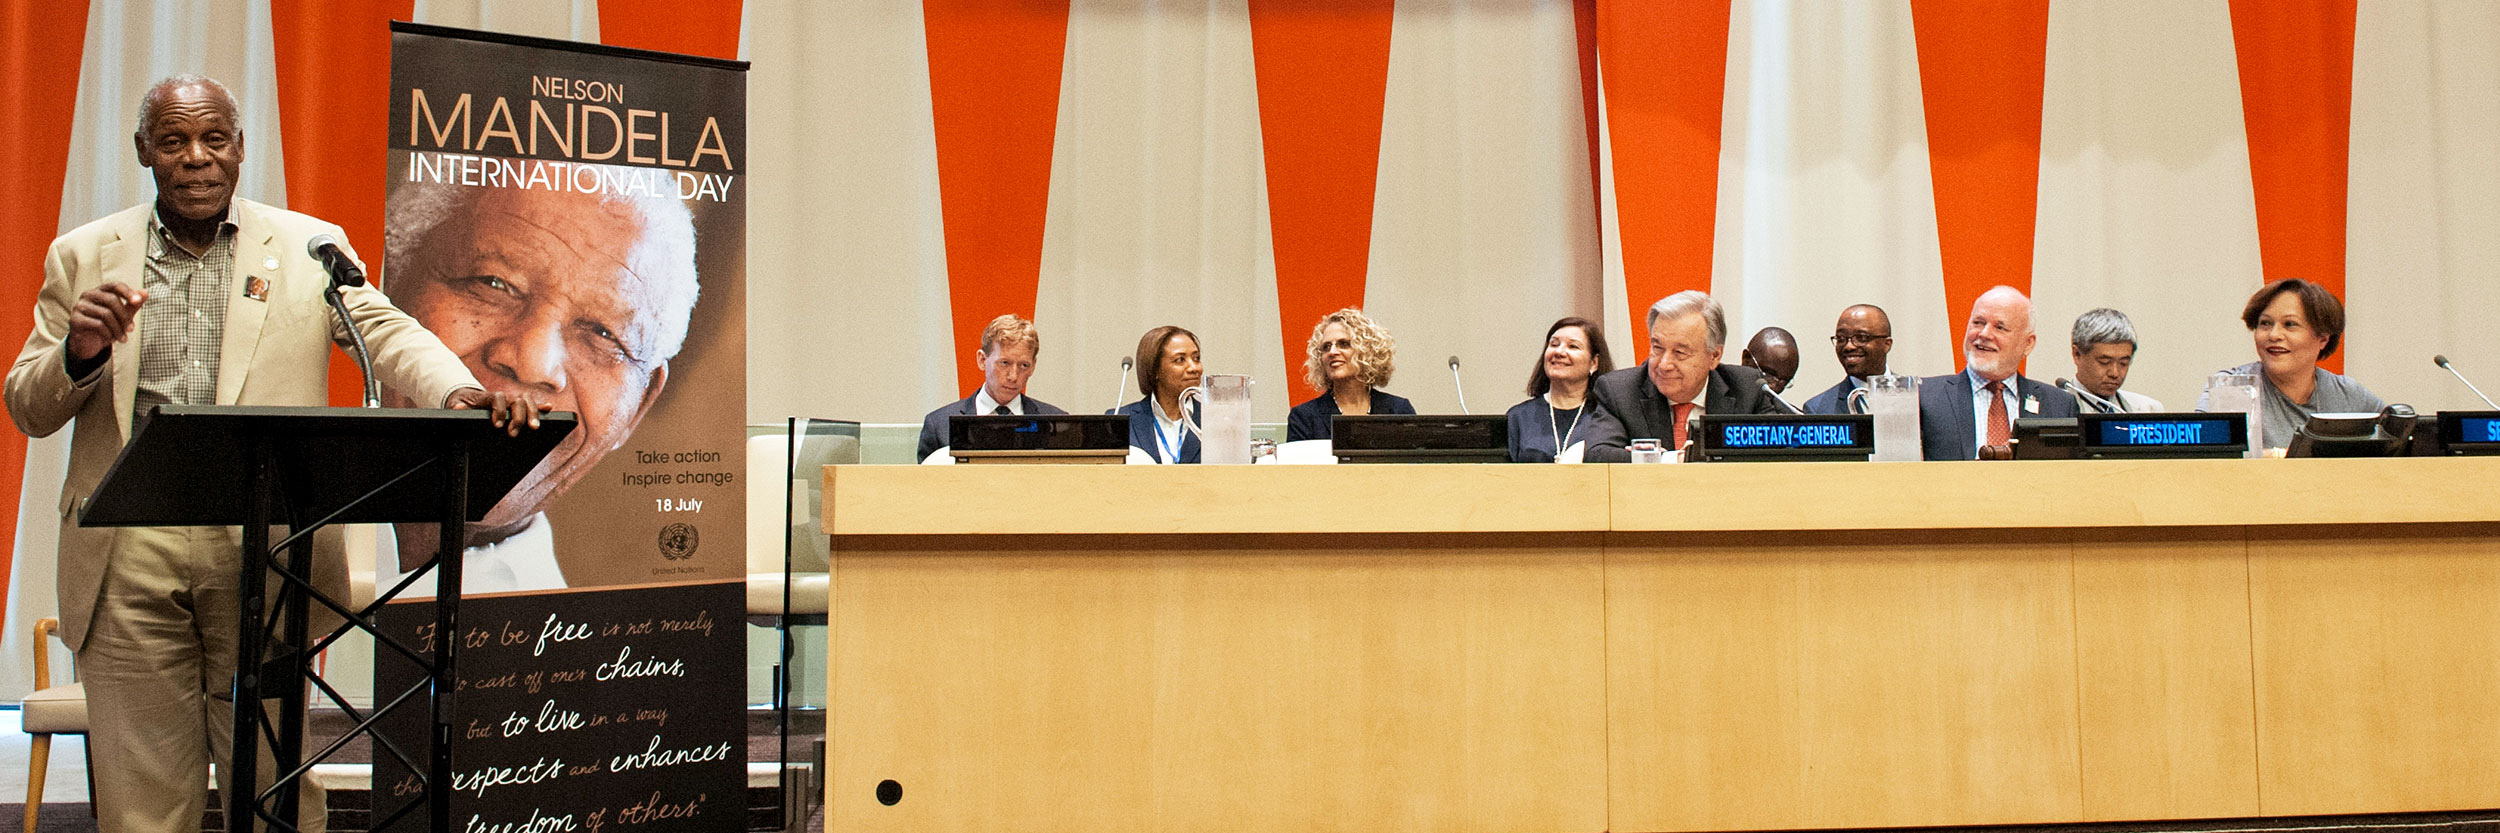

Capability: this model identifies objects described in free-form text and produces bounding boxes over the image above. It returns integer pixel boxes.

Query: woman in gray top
[2197,278,2386,450]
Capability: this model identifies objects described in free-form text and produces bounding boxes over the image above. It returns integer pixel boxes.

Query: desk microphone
[1757,375,1803,414]
[2434,355,2499,409]
[1114,356,1134,410]
[1448,356,1469,414]
[2056,378,2120,414]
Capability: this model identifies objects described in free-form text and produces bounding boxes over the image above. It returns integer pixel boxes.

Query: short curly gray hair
[138,74,235,132]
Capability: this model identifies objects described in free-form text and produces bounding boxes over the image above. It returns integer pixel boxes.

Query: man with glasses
[1588,290,1786,455]
[1803,304,1893,414]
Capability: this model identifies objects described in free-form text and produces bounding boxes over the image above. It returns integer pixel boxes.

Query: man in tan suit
[4,76,540,833]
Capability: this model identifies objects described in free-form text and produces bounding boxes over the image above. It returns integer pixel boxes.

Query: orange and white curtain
[6,0,2499,695]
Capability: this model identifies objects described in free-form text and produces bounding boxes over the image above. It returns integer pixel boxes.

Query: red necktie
[1672,402,1695,450]
[1984,380,2010,449]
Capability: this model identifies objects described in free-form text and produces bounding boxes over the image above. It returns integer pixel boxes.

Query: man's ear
[609,363,670,450]
[132,130,150,169]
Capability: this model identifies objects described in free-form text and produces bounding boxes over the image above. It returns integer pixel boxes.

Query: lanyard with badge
[1155,404,1187,462]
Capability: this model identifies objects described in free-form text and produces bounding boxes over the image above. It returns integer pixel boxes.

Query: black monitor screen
[949,414,1131,452]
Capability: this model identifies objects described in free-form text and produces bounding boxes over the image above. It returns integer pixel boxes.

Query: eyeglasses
[1831,333,1892,347]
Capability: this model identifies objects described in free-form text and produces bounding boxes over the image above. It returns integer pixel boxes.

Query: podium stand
[80,405,574,833]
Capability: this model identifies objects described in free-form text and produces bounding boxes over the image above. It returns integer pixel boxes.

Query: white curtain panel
[2029,0,2265,410]
[1032,0,1287,419]
[1709,0,1953,393]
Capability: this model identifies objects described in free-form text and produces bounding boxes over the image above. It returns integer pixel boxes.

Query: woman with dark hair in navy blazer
[1506,316,1630,462]
[1285,307,1415,442]
[1110,325,1203,463]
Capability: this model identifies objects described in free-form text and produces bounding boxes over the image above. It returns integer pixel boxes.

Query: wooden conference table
[820,458,2500,832]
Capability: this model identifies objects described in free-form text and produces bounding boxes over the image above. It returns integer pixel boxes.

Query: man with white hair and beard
[380,174,701,591]
[1918,285,2078,460]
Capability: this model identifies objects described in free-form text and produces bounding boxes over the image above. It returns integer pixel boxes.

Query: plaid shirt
[132,207,237,425]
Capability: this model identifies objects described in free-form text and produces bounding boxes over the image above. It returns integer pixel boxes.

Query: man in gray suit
[917,314,1067,461]
[1589,290,1785,455]
[1919,285,2078,460]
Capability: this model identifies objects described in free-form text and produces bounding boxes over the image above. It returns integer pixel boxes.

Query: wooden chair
[19,617,88,833]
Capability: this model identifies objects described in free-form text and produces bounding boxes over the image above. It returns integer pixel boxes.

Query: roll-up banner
[374,23,748,833]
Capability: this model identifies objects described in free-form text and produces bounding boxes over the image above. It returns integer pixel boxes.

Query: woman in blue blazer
[1110,325,1203,463]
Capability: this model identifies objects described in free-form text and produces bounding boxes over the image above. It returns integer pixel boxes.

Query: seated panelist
[2067,308,2162,413]
[1110,325,1202,464]
[917,314,1066,462]
[1739,326,1801,395]
[1802,304,1893,414]
[1285,307,1415,442]
[1505,316,1629,463]
[2194,278,2384,451]
[1918,285,2078,460]
[1587,291,1786,454]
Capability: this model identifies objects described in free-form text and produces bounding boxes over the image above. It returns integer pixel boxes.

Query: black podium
[80,405,574,833]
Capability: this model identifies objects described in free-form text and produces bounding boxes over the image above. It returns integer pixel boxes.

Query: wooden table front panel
[2249,523,2500,816]
[822,462,2500,832]
[2069,526,2260,821]
[827,533,1610,833]
[1605,529,2085,831]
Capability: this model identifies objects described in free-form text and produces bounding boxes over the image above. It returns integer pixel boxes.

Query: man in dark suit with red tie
[1918,285,2078,460]
[1588,290,1786,455]
[917,314,1067,462]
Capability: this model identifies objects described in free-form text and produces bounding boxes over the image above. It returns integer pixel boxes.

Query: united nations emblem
[657,523,699,560]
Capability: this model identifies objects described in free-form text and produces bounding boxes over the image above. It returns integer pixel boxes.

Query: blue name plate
[2460,416,2500,444]
[1696,413,1877,460]
[2437,411,2500,453]
[2078,412,2247,456]
[1717,421,1860,448]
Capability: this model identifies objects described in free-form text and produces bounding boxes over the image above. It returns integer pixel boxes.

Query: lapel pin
[262,255,280,271]
[2024,395,2039,414]
[243,275,270,302]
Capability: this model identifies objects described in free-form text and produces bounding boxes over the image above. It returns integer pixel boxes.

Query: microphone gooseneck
[2057,377,2120,414]
[1758,376,1803,414]
[2434,354,2500,409]
[1448,355,1469,415]
[304,234,379,406]
[1114,356,1134,411]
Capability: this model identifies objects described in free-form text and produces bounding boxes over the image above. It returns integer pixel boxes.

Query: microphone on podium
[1448,356,1469,414]
[1113,356,1134,410]
[307,234,379,407]
[2434,355,2499,409]
[306,234,364,287]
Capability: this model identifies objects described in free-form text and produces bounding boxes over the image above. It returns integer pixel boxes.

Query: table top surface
[823,457,2500,536]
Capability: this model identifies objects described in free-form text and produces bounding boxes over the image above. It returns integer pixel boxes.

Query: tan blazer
[5,198,479,651]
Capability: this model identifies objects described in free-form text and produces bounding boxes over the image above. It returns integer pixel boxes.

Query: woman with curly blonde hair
[1285,308,1416,442]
